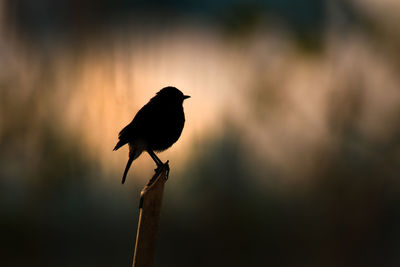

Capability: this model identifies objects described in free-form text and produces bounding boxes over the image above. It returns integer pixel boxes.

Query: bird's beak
[183,95,191,99]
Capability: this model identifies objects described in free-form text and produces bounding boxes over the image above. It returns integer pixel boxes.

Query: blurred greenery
[1,0,400,266]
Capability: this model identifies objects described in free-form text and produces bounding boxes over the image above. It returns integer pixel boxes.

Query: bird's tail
[121,156,134,184]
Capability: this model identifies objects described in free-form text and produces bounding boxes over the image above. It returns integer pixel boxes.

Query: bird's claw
[154,160,170,174]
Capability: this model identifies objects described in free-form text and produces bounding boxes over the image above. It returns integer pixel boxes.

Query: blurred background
[1,0,400,266]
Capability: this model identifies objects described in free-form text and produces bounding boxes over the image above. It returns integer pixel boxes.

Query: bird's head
[155,86,190,104]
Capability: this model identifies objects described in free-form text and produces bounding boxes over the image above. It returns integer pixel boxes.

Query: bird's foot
[154,160,170,175]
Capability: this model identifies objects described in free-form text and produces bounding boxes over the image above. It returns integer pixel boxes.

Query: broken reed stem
[132,163,169,267]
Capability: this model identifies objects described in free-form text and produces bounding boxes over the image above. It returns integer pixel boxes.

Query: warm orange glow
[2,11,400,183]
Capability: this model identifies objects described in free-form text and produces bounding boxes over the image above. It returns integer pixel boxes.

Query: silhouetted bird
[113,86,190,184]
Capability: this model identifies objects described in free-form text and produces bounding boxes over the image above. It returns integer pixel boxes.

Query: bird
[113,86,190,184]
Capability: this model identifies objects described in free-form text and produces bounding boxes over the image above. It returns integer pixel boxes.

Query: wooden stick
[132,163,169,267]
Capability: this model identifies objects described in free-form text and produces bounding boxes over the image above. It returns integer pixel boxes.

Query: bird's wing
[113,122,134,150]
[119,100,159,140]
[131,100,160,134]
[114,99,160,151]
